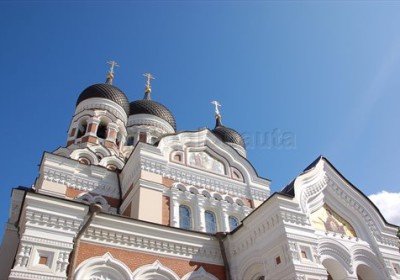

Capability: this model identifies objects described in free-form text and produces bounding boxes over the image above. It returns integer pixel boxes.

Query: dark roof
[76,83,130,116]
[129,99,176,131]
[211,118,246,149]
[280,156,322,196]
[278,156,398,227]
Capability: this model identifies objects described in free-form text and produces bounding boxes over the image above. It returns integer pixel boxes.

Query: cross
[143,73,155,89]
[211,100,221,115]
[107,60,119,75]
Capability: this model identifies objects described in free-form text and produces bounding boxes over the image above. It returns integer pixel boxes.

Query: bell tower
[56,61,130,170]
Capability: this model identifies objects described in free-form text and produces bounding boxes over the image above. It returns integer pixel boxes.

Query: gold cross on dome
[143,73,155,93]
[107,60,119,75]
[143,73,155,86]
[211,100,222,115]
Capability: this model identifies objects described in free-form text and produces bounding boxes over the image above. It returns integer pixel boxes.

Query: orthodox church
[0,63,399,280]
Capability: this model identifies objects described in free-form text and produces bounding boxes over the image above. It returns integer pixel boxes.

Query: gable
[156,129,270,188]
[288,156,398,246]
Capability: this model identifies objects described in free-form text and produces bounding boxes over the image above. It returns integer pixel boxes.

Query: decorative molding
[15,244,32,268]
[141,157,269,201]
[281,210,309,226]
[128,114,175,134]
[25,209,81,232]
[9,271,67,280]
[75,252,133,280]
[230,212,282,257]
[181,266,219,280]
[21,236,73,249]
[132,260,179,280]
[42,166,120,199]
[75,98,127,124]
[318,239,353,274]
[328,177,398,247]
[83,225,222,265]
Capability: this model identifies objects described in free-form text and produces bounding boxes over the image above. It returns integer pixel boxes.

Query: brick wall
[76,242,225,279]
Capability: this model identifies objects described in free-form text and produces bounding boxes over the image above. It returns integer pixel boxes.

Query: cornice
[75,97,127,124]
[127,114,175,134]
[9,271,67,280]
[21,235,73,249]
[82,217,223,265]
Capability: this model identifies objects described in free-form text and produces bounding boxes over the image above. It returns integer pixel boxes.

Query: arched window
[229,216,239,231]
[77,119,88,138]
[179,205,192,230]
[205,210,217,234]
[97,122,108,139]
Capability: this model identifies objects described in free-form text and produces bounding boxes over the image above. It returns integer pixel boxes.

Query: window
[97,123,107,139]
[77,120,88,138]
[228,216,239,231]
[179,205,192,230]
[275,256,281,265]
[299,245,312,262]
[205,210,217,233]
[39,256,48,265]
[301,250,307,259]
[127,136,134,146]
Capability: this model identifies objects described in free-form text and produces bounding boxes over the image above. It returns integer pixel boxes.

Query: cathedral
[0,63,399,280]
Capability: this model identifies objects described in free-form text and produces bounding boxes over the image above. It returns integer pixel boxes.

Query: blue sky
[0,1,399,238]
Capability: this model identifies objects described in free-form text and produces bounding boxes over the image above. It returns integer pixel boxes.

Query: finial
[211,100,222,126]
[143,73,155,100]
[106,60,119,85]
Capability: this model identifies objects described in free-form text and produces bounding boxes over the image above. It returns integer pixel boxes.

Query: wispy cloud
[368,191,400,226]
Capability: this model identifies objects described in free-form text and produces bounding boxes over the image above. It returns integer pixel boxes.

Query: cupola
[210,101,246,157]
[126,74,176,146]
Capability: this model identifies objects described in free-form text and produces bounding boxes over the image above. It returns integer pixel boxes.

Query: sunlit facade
[0,70,399,280]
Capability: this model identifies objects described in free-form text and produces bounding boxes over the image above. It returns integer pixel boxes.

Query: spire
[106,60,119,85]
[211,100,222,127]
[143,73,155,100]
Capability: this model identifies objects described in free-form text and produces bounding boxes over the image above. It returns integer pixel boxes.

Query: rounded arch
[201,190,211,198]
[322,258,348,280]
[353,246,386,280]
[239,258,264,280]
[357,264,381,280]
[75,192,93,203]
[74,252,133,280]
[131,260,179,280]
[99,156,125,170]
[70,148,99,165]
[96,116,112,139]
[235,198,244,206]
[173,182,187,192]
[318,238,353,275]
[75,115,90,139]
[188,186,199,194]
[181,267,219,280]
[213,192,223,201]
[89,145,111,158]
[224,195,234,204]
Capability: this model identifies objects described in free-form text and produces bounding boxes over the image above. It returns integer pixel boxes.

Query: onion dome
[76,83,130,115]
[76,61,130,115]
[212,115,246,149]
[129,73,176,131]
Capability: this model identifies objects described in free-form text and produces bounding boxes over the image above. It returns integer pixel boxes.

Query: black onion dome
[212,118,246,149]
[76,83,130,116]
[129,99,176,131]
